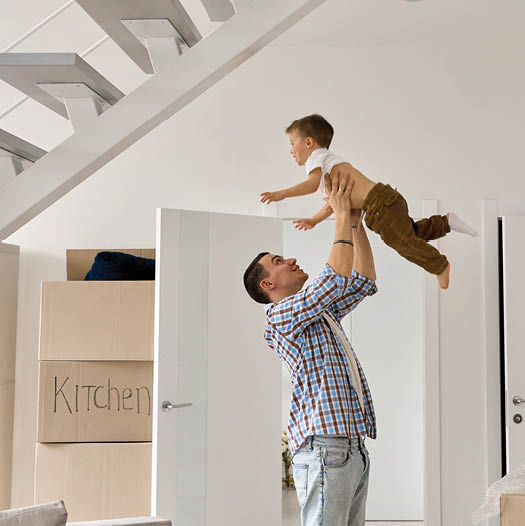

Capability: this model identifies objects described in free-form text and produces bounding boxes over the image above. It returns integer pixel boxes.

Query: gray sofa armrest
[0,501,67,526]
[67,518,171,526]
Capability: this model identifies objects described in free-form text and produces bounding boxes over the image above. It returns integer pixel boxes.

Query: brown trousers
[363,183,450,275]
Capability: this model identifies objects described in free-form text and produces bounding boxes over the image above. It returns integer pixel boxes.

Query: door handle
[162,401,192,412]
[512,396,524,406]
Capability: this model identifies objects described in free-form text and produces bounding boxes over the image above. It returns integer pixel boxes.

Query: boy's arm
[312,203,333,223]
[293,203,333,231]
[260,169,322,204]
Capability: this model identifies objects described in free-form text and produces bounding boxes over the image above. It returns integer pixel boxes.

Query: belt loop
[307,436,313,451]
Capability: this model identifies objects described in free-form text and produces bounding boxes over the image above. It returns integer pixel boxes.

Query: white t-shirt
[304,148,346,195]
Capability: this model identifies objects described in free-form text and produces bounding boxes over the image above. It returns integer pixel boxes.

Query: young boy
[260,114,477,289]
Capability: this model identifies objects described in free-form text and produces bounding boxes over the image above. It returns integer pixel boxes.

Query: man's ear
[260,279,275,292]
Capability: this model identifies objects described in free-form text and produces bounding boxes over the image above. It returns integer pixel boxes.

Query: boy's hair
[243,252,271,304]
[285,114,334,148]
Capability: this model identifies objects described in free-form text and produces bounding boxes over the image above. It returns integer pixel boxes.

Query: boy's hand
[260,190,286,204]
[293,218,316,231]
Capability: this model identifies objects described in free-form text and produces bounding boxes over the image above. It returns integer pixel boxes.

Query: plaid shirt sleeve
[328,268,378,321]
[265,264,376,339]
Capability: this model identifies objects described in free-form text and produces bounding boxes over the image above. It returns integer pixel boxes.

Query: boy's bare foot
[437,263,450,289]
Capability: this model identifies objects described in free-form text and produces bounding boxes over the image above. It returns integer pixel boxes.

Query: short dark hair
[243,252,270,304]
[285,114,334,148]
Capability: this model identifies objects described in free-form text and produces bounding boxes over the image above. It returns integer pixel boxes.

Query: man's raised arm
[326,171,355,277]
[323,171,377,320]
[352,219,376,281]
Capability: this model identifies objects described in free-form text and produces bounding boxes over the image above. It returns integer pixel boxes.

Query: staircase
[0,128,46,185]
[0,0,326,241]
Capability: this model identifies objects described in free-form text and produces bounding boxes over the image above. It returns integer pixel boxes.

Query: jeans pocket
[321,447,350,469]
[363,447,371,472]
[292,463,308,507]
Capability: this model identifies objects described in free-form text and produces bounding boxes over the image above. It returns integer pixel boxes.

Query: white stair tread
[0,129,46,162]
[0,53,124,119]
[201,0,236,22]
[76,0,202,74]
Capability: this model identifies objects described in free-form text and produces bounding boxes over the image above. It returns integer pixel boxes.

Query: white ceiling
[1,0,524,142]
[274,0,525,47]
[3,0,525,54]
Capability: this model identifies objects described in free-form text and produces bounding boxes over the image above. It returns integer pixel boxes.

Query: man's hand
[324,170,354,216]
[260,190,286,204]
[293,218,317,231]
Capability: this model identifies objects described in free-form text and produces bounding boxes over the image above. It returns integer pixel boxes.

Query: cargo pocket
[365,185,400,233]
[383,185,400,207]
[292,463,308,508]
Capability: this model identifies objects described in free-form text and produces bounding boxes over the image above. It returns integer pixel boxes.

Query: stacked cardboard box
[501,495,525,526]
[34,249,155,522]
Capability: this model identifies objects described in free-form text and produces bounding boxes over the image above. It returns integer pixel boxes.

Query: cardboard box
[38,361,153,443]
[66,249,155,281]
[39,281,154,361]
[35,442,151,522]
[501,494,525,525]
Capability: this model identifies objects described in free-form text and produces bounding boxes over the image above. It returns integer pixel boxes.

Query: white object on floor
[472,461,525,523]
[448,212,478,237]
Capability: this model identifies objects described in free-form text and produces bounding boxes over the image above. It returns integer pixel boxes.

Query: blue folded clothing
[84,251,155,281]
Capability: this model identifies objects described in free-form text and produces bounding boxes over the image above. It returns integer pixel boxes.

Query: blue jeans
[292,436,370,526]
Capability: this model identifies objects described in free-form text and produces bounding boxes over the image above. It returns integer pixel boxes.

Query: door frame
[482,200,525,526]
[481,200,502,526]
[265,197,443,526]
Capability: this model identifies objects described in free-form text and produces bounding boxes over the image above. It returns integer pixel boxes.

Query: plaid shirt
[265,264,378,454]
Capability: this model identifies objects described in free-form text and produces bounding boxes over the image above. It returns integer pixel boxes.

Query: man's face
[289,131,313,166]
[259,253,309,300]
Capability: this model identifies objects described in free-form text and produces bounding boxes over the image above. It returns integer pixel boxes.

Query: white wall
[5,43,525,524]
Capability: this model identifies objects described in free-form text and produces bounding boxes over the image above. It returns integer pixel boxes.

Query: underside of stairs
[0,0,326,241]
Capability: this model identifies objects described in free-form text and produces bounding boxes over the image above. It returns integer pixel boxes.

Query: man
[243,172,378,526]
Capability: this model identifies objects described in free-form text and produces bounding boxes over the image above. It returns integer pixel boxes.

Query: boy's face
[288,130,314,166]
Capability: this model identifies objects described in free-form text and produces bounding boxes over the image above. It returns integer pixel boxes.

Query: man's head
[286,114,334,166]
[243,252,309,304]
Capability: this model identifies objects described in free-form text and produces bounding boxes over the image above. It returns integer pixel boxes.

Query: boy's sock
[448,212,478,237]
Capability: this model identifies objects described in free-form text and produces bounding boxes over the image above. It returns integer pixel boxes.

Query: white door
[501,216,525,472]
[152,209,283,525]
[282,216,424,521]
[350,232,424,521]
